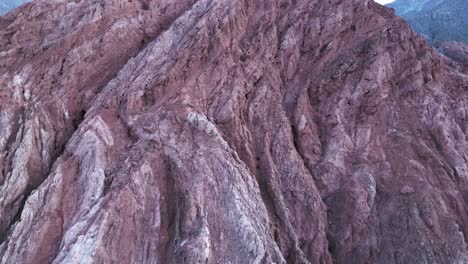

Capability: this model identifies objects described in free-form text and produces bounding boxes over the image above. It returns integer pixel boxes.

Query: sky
[375,0,396,4]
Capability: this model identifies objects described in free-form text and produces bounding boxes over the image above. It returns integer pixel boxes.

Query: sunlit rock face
[0,0,30,15]
[0,0,467,263]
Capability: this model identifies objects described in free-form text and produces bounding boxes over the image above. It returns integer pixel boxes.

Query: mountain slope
[388,0,445,16]
[388,0,468,43]
[0,0,467,263]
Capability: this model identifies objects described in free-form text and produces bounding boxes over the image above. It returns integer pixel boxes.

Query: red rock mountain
[0,0,467,263]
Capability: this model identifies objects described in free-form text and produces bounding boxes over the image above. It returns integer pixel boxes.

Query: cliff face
[0,0,467,263]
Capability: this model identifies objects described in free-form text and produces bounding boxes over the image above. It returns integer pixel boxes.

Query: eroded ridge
[0,0,467,263]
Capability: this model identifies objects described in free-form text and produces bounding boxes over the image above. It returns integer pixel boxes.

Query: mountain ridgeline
[388,0,468,67]
[388,0,468,43]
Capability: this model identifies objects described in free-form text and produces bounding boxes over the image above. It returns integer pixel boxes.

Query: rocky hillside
[0,0,467,263]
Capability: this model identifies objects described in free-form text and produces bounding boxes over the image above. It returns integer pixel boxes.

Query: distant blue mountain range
[388,0,468,43]
[0,0,30,15]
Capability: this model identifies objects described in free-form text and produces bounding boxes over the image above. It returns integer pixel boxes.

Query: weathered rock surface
[0,0,467,263]
[434,41,468,75]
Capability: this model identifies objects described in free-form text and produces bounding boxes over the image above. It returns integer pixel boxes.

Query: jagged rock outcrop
[0,0,467,263]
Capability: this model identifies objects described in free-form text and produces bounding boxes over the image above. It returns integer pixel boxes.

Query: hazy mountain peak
[389,0,468,42]
[0,0,30,15]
